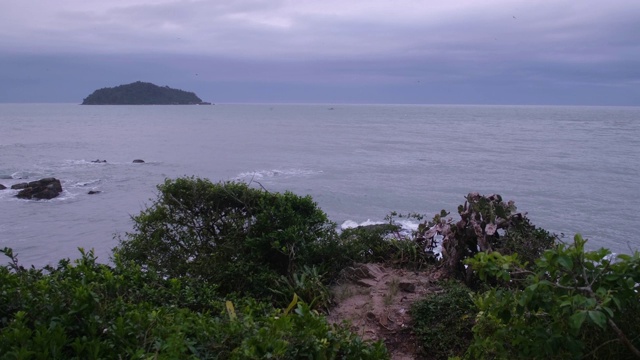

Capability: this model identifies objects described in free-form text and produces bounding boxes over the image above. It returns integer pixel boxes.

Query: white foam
[69,179,101,188]
[234,168,322,181]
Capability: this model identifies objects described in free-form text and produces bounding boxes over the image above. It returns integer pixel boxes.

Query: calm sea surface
[1,104,639,266]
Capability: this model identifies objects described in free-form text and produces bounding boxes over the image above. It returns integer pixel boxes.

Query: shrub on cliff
[0,248,388,359]
[466,235,640,359]
[113,177,341,299]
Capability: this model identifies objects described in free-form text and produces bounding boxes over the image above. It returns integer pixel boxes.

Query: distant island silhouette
[81,81,212,105]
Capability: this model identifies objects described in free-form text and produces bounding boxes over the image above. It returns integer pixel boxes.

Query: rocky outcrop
[0,184,6,190]
[88,190,101,195]
[132,159,145,163]
[91,159,107,163]
[15,178,63,200]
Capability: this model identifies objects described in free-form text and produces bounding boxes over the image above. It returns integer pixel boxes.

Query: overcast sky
[1,0,639,105]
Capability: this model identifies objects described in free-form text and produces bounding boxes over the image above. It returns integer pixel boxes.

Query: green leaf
[569,311,587,332]
[587,310,607,330]
[557,255,573,270]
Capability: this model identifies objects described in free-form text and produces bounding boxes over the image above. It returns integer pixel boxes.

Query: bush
[339,222,437,269]
[466,235,640,359]
[411,281,476,359]
[0,248,388,359]
[114,177,340,299]
[414,193,556,281]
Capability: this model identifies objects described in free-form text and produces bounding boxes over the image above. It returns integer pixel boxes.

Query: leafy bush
[466,235,640,359]
[114,177,340,299]
[414,193,556,281]
[411,281,476,359]
[339,222,437,269]
[0,248,388,359]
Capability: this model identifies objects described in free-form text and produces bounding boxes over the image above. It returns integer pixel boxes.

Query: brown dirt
[326,263,445,360]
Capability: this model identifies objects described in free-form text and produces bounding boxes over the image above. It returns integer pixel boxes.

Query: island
[81,81,212,105]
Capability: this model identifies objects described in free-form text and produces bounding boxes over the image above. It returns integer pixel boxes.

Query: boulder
[88,190,101,195]
[91,159,107,163]
[132,159,145,163]
[15,178,63,200]
[0,184,6,190]
[11,183,29,190]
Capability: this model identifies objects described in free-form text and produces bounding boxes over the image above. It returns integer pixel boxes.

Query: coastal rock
[11,183,29,190]
[132,159,145,163]
[0,184,6,190]
[88,190,101,195]
[15,178,63,200]
[91,159,107,163]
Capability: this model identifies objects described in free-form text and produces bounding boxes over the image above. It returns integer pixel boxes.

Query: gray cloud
[1,0,639,104]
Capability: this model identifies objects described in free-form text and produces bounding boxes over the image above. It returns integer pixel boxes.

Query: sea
[1,103,639,267]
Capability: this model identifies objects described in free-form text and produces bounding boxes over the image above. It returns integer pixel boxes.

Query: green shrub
[339,222,436,269]
[466,235,640,359]
[411,281,476,359]
[414,193,556,281]
[0,248,388,359]
[114,177,340,299]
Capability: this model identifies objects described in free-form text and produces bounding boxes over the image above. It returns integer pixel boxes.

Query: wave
[234,168,323,181]
[67,179,101,188]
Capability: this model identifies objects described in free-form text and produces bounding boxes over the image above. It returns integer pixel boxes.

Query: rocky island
[81,81,212,105]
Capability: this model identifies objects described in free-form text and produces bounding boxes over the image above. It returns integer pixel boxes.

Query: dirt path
[326,263,443,360]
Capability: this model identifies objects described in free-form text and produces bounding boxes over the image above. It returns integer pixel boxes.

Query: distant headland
[81,81,212,105]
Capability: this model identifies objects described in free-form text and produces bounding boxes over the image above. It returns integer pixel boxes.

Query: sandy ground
[326,263,445,360]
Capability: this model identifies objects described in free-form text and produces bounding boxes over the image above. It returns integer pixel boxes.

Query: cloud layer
[2,0,639,104]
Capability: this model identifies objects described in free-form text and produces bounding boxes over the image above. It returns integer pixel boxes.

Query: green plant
[114,177,340,299]
[465,235,640,359]
[0,248,388,359]
[415,193,556,281]
[272,265,332,311]
[411,281,476,359]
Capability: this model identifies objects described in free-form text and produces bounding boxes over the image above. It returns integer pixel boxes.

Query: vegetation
[81,81,208,105]
[411,281,476,359]
[466,234,640,359]
[2,180,639,359]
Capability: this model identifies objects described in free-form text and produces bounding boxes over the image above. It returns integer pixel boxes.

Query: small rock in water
[88,190,101,195]
[132,159,145,163]
[0,184,6,190]
[91,159,107,163]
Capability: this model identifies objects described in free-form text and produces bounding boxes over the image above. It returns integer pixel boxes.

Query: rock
[132,159,145,163]
[88,190,101,195]
[91,159,107,163]
[11,182,28,190]
[15,178,63,200]
[399,281,416,293]
[0,184,6,190]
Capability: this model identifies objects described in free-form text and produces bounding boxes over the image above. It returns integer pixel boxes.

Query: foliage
[81,81,205,105]
[411,281,476,360]
[0,248,388,359]
[339,221,437,269]
[414,193,556,281]
[465,234,640,359]
[271,266,333,311]
[113,177,339,299]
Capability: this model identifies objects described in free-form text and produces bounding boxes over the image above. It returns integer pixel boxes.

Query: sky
[1,0,639,105]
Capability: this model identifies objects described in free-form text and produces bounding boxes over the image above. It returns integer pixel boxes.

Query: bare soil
[326,263,445,360]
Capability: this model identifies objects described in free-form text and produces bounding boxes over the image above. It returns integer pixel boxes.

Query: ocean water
[1,103,639,267]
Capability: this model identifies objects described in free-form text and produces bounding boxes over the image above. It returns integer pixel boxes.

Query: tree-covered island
[81,81,212,105]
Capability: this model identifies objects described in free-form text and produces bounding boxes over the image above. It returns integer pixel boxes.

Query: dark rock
[11,182,28,190]
[132,159,145,163]
[399,281,416,293]
[88,190,101,195]
[15,178,63,200]
[0,184,6,190]
[91,159,107,163]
